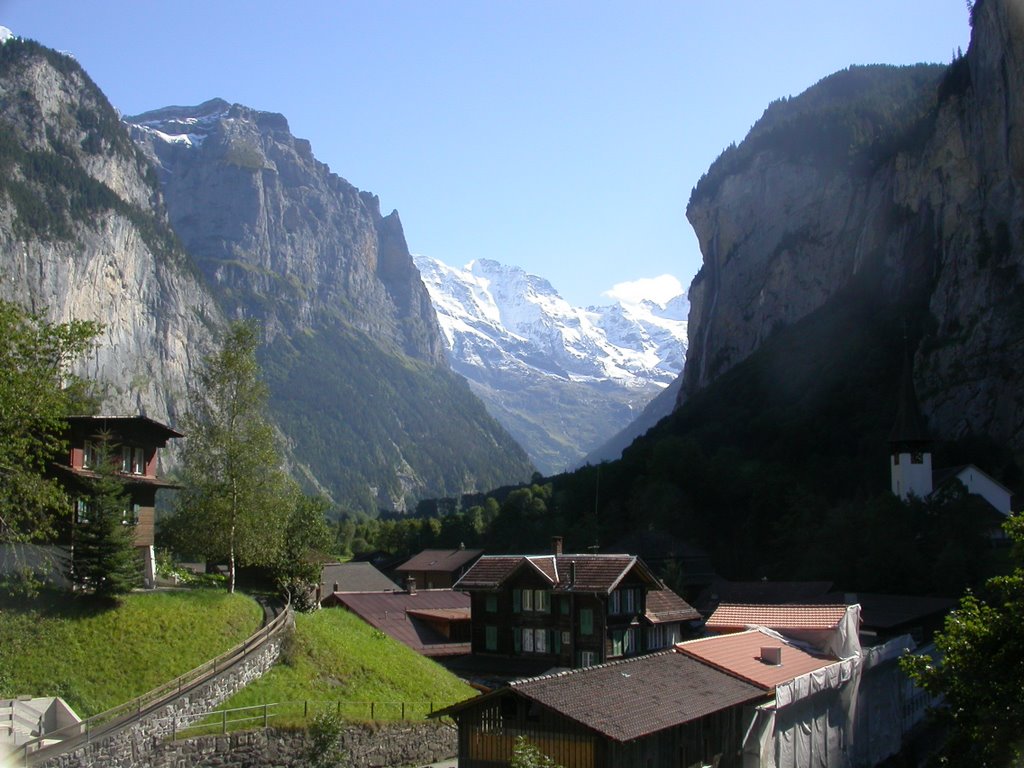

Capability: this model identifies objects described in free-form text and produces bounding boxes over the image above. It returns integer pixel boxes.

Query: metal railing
[8,602,292,766]
[168,698,445,739]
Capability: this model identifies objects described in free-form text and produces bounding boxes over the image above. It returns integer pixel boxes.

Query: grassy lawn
[205,608,477,728]
[0,589,263,717]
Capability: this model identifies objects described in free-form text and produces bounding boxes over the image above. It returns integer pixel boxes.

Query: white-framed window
[579,650,597,667]
[522,589,534,611]
[624,588,636,614]
[534,628,547,653]
[121,446,145,475]
[647,624,666,650]
[609,590,620,614]
[561,630,571,645]
[534,589,548,613]
[523,628,535,652]
[83,441,98,470]
[75,498,91,524]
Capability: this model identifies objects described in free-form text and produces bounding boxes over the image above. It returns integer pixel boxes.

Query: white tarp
[743,630,925,768]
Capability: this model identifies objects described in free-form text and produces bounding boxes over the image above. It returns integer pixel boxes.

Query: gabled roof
[676,629,836,691]
[395,548,484,574]
[325,590,471,657]
[64,415,184,443]
[705,603,850,633]
[438,651,766,742]
[319,562,398,594]
[455,553,659,594]
[644,589,701,624]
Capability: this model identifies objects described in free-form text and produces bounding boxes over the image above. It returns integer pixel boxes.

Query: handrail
[10,599,292,765]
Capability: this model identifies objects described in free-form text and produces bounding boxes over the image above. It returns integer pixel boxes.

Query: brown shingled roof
[325,590,471,657]
[644,589,701,624]
[395,548,484,574]
[455,553,659,594]
[505,651,766,741]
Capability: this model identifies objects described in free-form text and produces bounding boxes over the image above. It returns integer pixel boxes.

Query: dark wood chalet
[51,416,182,588]
[453,540,700,668]
[434,650,765,768]
[394,546,485,589]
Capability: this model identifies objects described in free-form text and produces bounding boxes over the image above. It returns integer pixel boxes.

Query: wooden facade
[450,688,751,768]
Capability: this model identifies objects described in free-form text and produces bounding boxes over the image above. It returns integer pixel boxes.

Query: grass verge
[0,589,263,717]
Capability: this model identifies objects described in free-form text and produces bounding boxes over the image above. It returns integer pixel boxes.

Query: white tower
[889,343,932,501]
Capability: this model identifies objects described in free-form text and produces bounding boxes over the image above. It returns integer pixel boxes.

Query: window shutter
[559,597,569,615]
[551,629,560,653]
[513,589,521,613]
[580,608,593,636]
[514,628,521,653]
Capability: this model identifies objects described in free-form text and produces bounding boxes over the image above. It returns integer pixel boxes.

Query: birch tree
[173,321,288,592]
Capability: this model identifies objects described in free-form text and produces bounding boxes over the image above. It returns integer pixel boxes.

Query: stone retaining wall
[147,721,457,768]
[33,632,287,768]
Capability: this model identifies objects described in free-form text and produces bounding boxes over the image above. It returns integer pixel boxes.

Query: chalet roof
[694,579,834,615]
[455,554,659,594]
[438,651,765,742]
[395,547,484,574]
[644,589,702,624]
[705,603,850,633]
[676,629,836,691]
[325,589,471,657]
[64,415,184,444]
[319,562,398,595]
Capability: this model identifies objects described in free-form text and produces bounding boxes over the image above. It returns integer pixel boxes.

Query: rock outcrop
[0,38,222,435]
[681,0,1024,450]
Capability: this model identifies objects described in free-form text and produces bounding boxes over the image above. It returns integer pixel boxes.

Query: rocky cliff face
[682,0,1024,450]
[127,99,442,364]
[0,38,222,434]
[126,100,531,510]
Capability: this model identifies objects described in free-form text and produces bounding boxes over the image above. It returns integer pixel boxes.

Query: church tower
[889,341,932,501]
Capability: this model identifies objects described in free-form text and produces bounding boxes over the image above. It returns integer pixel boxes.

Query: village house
[439,601,932,767]
[317,561,398,604]
[50,415,182,589]
[453,538,700,668]
[394,546,485,589]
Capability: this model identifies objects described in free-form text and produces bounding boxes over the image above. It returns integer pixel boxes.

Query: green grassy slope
[213,608,476,722]
[0,590,262,717]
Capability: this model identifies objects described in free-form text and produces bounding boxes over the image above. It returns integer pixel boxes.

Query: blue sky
[2,1,971,307]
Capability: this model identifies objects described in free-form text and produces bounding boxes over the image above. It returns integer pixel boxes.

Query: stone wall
[146,721,457,768]
[33,631,286,768]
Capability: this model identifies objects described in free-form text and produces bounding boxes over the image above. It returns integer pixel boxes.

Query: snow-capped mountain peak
[413,254,689,473]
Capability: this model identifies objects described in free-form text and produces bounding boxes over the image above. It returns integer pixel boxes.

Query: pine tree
[68,438,140,598]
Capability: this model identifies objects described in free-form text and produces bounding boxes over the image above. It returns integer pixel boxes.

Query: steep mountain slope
[681,0,1024,451]
[0,36,222,435]
[413,255,687,473]
[127,102,532,511]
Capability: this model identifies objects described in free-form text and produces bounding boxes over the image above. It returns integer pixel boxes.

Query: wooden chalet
[394,546,485,589]
[51,416,182,588]
[454,538,700,668]
[435,650,766,768]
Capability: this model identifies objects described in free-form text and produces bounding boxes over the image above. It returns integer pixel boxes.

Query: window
[523,628,534,653]
[485,594,498,613]
[612,629,624,657]
[609,590,620,614]
[611,628,637,657]
[624,588,636,614]
[579,650,597,667]
[647,624,665,650]
[121,446,146,474]
[485,625,497,651]
[75,498,91,524]
[579,608,593,636]
[83,441,98,469]
[522,589,533,611]
[534,628,547,653]
[534,589,549,613]
[122,504,140,525]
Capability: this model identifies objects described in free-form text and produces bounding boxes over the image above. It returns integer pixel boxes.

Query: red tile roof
[503,651,766,741]
[706,603,850,633]
[395,548,484,574]
[325,590,471,657]
[645,589,701,624]
[676,629,836,690]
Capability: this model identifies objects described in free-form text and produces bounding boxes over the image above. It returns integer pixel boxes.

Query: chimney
[569,561,576,586]
[406,576,417,595]
[552,536,563,556]
[760,646,783,665]
[333,582,339,593]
